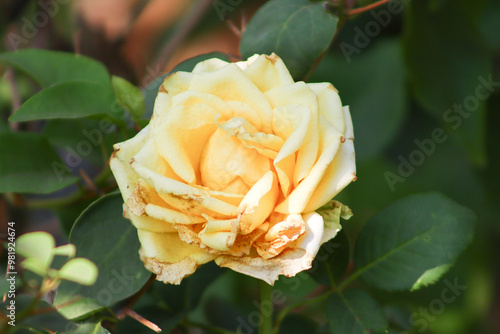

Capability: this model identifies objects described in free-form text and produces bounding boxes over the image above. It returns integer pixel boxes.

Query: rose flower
[110,54,356,285]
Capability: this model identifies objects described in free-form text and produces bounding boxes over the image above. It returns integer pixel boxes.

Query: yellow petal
[219,117,284,152]
[225,100,263,131]
[130,158,239,217]
[151,101,219,184]
[200,128,271,193]
[275,118,343,214]
[160,71,193,97]
[272,104,312,195]
[243,54,294,92]
[110,126,149,201]
[187,63,274,133]
[234,54,260,70]
[198,217,240,251]
[255,214,306,259]
[266,82,320,185]
[192,58,230,73]
[307,82,346,134]
[138,230,215,284]
[304,106,356,212]
[215,212,324,285]
[238,171,279,235]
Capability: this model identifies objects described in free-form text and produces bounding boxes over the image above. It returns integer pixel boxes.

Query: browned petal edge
[126,185,147,216]
[215,248,312,285]
[174,223,268,258]
[139,248,199,285]
[264,54,279,64]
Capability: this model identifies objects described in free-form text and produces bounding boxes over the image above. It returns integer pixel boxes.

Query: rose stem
[259,280,273,334]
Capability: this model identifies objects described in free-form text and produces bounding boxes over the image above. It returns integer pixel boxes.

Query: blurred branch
[5,68,20,130]
[348,0,391,16]
[272,288,335,334]
[152,0,213,79]
[117,307,161,333]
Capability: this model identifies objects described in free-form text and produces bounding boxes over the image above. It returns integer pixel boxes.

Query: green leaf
[353,193,475,291]
[143,52,230,120]
[479,0,500,51]
[8,81,125,126]
[17,232,55,272]
[57,322,110,334]
[0,131,79,194]
[403,0,491,166]
[327,290,388,334]
[7,295,76,332]
[54,193,151,319]
[240,0,337,80]
[311,38,407,161]
[411,263,453,291]
[308,229,350,286]
[57,258,98,286]
[52,244,76,258]
[112,76,145,120]
[0,49,110,87]
[42,119,116,168]
[278,314,319,334]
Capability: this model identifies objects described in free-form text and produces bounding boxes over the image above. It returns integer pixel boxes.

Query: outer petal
[303,106,356,212]
[267,82,319,186]
[192,58,230,73]
[272,104,310,196]
[110,126,150,200]
[242,54,294,92]
[307,82,345,134]
[275,117,343,214]
[138,229,215,284]
[215,212,325,285]
[130,158,239,217]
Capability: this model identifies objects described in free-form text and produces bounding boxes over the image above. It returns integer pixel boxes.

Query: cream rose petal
[306,82,346,134]
[192,58,231,73]
[130,159,239,217]
[242,54,294,92]
[238,171,279,235]
[187,63,274,133]
[150,101,219,184]
[110,126,150,200]
[215,212,325,285]
[124,207,178,233]
[303,106,356,212]
[200,127,271,193]
[275,118,343,214]
[138,229,215,284]
[272,104,310,196]
[267,82,320,186]
[198,217,240,251]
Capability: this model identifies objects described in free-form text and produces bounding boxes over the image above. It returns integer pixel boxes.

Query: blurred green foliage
[0,0,498,333]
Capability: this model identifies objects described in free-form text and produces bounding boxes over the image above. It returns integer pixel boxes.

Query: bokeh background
[0,0,499,333]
